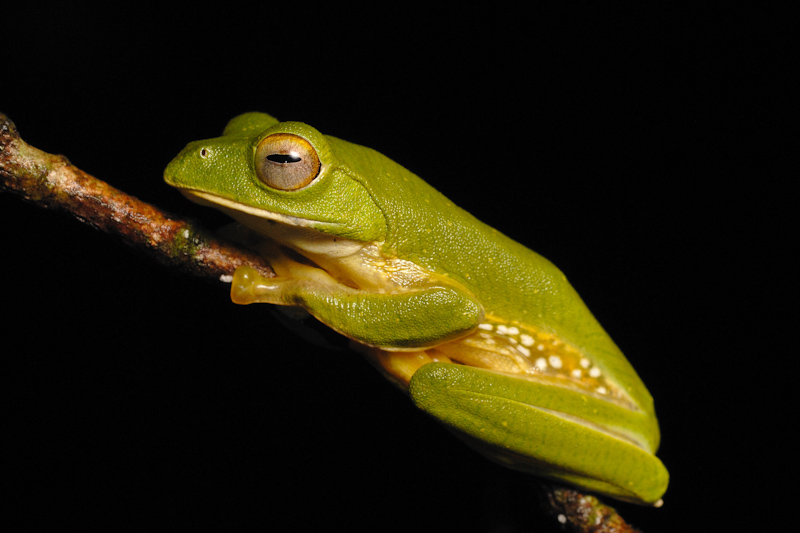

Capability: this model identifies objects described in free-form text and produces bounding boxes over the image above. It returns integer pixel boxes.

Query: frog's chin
[180,190,365,258]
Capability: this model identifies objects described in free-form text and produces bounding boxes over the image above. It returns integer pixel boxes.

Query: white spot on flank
[517,345,531,357]
[520,334,534,346]
[496,325,509,334]
[557,514,567,524]
[507,326,519,335]
[548,355,562,369]
[535,358,548,370]
[571,369,582,378]
[580,358,591,368]
[537,344,545,351]
[589,367,601,378]
[219,274,234,283]
[596,386,608,394]
[478,323,493,331]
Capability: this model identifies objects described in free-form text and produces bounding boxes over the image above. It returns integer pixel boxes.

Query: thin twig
[541,486,643,533]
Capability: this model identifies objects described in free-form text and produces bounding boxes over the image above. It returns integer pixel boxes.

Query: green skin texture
[165,112,668,504]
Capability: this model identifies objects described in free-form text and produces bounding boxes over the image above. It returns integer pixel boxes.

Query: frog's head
[165,112,387,256]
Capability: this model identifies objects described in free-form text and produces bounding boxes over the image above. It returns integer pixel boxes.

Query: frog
[164,112,668,505]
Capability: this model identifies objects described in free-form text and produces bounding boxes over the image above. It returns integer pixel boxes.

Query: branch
[1,111,645,533]
[0,112,274,282]
[540,486,643,533]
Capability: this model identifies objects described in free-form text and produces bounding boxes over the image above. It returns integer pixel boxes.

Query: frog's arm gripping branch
[0,112,645,533]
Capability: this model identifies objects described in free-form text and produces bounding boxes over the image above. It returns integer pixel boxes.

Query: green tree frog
[165,112,668,505]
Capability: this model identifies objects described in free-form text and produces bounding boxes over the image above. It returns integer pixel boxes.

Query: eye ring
[255,133,321,190]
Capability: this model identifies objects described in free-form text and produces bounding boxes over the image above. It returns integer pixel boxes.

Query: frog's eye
[255,133,321,190]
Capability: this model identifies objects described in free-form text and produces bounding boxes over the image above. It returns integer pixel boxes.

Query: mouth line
[180,189,319,228]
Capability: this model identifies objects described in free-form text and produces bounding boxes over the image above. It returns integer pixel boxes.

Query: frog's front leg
[231,264,484,351]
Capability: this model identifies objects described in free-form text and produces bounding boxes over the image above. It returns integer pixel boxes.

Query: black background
[3,6,788,532]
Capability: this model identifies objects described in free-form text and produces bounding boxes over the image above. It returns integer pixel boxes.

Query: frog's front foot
[231,265,280,305]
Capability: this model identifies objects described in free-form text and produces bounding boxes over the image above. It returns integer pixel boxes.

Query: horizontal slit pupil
[267,153,302,164]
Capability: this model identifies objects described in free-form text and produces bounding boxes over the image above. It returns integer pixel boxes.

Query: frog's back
[330,134,605,338]
[329,135,654,417]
